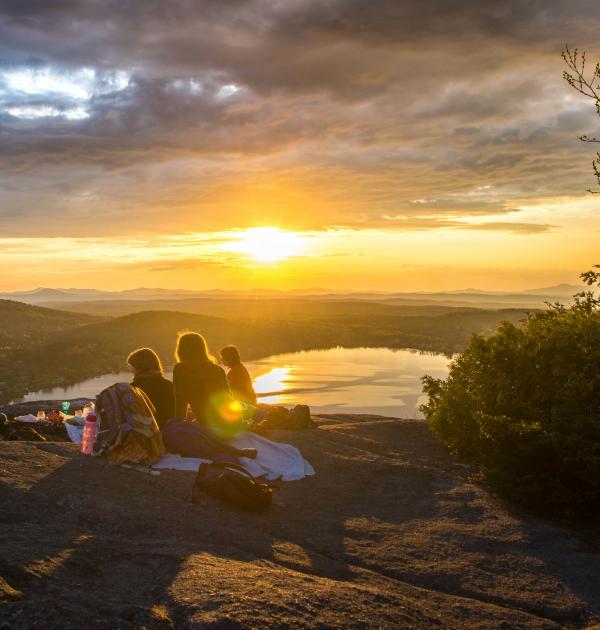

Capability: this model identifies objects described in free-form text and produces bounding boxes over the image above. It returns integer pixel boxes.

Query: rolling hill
[0,299,101,348]
[0,298,533,404]
[38,297,462,319]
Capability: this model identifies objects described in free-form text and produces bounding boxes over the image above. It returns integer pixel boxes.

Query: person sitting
[220,345,258,406]
[173,332,231,423]
[169,332,256,457]
[127,347,174,430]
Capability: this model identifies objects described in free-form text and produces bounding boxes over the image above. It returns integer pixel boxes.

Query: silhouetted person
[128,347,174,430]
[168,332,256,458]
[220,345,257,406]
[173,332,231,423]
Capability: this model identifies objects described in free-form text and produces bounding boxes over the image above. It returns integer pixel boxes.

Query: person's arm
[244,368,257,405]
[226,365,243,398]
[228,365,256,404]
[225,368,236,395]
[173,365,187,419]
[218,365,230,393]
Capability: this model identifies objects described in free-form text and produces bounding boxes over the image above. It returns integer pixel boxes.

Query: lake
[20,346,451,418]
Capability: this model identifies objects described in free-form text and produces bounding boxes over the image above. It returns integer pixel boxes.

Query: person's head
[176,331,214,364]
[127,347,163,376]
[220,345,241,367]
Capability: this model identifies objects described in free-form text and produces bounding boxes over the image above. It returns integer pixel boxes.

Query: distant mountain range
[0,284,586,308]
[0,286,339,303]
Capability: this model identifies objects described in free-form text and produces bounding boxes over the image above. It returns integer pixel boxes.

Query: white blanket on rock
[153,431,315,481]
[65,423,84,444]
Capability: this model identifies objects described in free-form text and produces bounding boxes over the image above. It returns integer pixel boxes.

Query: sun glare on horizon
[230,227,307,263]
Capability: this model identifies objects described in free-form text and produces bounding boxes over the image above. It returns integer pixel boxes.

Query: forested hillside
[0,299,532,404]
[0,299,100,347]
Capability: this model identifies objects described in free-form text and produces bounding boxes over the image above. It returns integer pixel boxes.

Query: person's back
[165,332,257,457]
[220,345,257,406]
[127,347,174,430]
[227,364,257,406]
[131,373,174,428]
[173,359,229,421]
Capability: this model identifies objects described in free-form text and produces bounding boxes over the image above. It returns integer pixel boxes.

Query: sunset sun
[231,227,306,263]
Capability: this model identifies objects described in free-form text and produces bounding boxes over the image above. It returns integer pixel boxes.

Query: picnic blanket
[153,431,315,481]
[65,423,84,444]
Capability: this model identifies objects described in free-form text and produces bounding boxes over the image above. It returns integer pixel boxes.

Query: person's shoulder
[228,363,249,377]
[206,362,226,382]
[160,375,174,388]
[210,362,226,376]
[229,363,247,378]
[172,363,186,380]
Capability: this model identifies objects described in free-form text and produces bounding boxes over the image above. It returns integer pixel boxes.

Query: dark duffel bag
[192,461,277,512]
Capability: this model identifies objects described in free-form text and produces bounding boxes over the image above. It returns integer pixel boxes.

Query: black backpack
[192,461,277,512]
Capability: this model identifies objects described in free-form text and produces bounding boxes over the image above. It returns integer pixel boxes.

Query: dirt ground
[0,415,599,629]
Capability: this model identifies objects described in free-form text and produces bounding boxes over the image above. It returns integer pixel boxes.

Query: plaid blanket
[94,383,165,465]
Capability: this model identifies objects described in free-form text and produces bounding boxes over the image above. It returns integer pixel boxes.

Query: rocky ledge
[0,415,599,629]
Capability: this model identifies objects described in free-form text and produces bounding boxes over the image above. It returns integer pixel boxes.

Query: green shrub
[421,294,600,517]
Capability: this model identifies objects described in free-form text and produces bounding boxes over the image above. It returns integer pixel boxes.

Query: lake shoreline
[11,346,451,418]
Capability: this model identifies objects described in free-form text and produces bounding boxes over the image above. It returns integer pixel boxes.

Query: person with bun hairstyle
[127,347,174,430]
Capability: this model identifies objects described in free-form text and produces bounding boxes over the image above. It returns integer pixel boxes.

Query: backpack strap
[208,461,280,493]
[192,462,211,503]
[205,461,257,481]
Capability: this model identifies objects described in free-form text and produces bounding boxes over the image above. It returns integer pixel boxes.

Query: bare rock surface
[0,415,598,629]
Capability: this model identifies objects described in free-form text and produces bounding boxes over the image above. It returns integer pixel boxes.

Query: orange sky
[0,213,597,292]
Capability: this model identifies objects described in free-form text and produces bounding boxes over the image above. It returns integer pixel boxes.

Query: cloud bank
[0,0,599,237]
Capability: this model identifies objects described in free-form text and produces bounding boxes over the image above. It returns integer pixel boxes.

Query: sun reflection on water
[252,366,291,404]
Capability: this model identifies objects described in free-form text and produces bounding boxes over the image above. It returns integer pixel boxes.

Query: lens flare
[220,399,244,423]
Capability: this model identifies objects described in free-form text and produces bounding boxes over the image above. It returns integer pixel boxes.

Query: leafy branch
[562,45,600,192]
[581,264,600,287]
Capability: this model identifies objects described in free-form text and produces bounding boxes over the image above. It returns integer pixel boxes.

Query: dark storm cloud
[0,0,599,235]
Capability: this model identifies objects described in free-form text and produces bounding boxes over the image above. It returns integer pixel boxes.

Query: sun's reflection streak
[253,366,291,404]
[248,348,451,415]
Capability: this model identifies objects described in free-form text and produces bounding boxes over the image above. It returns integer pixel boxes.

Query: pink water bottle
[80,413,97,455]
